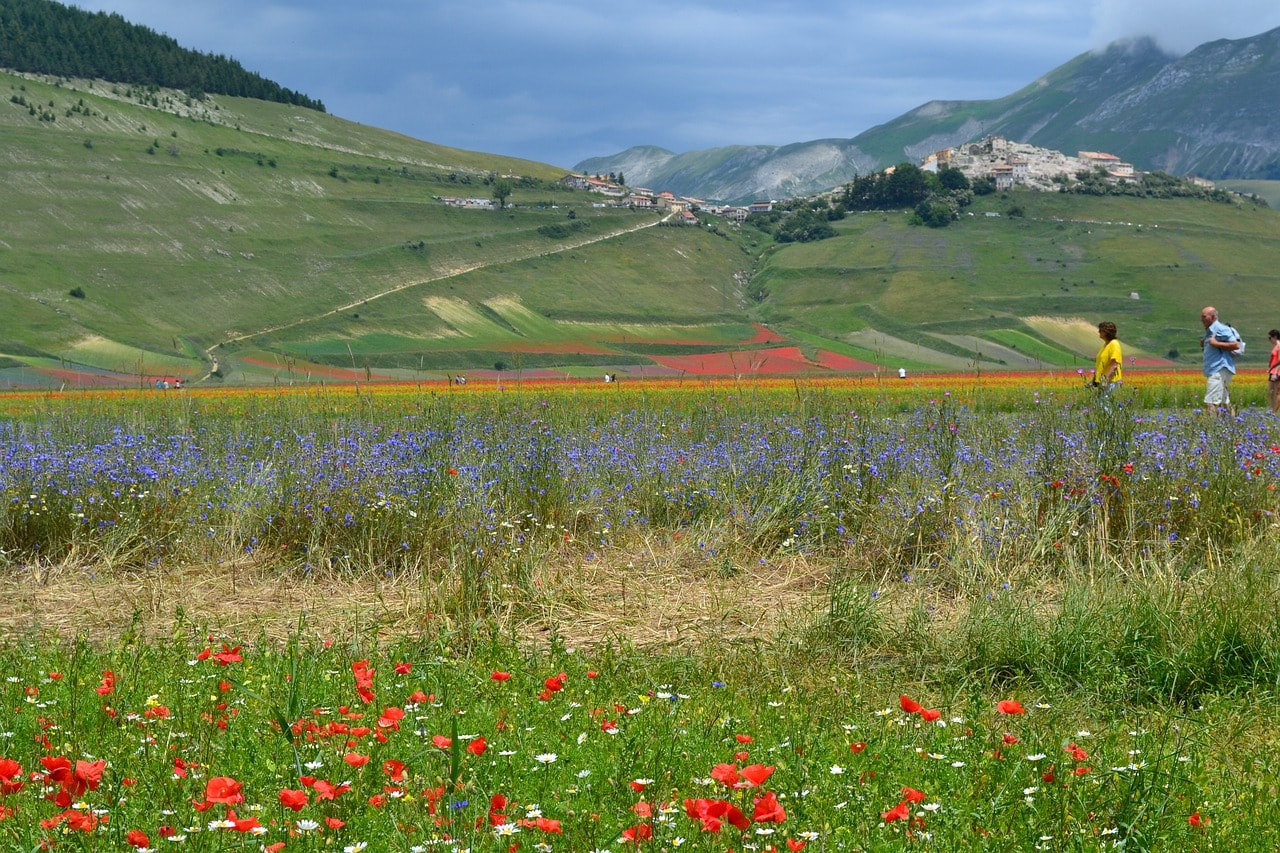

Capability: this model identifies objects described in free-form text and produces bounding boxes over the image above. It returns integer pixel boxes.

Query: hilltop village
[922,136,1138,190]
[552,136,1163,216]
[443,136,1216,216]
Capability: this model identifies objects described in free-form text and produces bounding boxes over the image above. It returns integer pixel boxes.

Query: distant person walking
[1090,321,1123,397]
[1268,329,1280,414]
[1200,306,1240,415]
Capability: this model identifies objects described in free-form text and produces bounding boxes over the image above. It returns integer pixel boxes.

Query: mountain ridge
[577,28,1280,203]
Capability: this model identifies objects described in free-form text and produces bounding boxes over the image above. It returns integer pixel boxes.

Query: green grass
[984,328,1087,365]
[756,192,1280,367]
[3,384,1280,848]
[1219,179,1280,208]
[6,68,1280,382]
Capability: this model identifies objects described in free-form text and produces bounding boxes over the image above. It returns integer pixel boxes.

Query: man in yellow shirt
[1091,321,1123,396]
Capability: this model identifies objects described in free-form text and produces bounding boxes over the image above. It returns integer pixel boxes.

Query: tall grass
[2,379,1280,848]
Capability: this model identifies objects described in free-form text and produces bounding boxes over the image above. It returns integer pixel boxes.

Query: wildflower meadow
[1,372,1278,851]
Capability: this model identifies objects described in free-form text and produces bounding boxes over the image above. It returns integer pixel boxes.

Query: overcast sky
[68,1,1280,169]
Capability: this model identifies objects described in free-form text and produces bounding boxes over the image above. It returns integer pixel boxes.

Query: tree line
[0,0,325,111]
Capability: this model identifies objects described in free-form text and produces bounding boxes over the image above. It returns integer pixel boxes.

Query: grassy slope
[5,68,1280,380]
[1,70,753,377]
[753,190,1280,368]
[1219,180,1280,208]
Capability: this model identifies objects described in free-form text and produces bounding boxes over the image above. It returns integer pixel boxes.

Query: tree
[774,208,836,243]
[491,178,513,210]
[882,163,932,207]
[938,165,970,191]
[913,198,955,228]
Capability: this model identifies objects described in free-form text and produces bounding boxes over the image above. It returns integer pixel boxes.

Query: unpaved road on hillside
[200,211,672,377]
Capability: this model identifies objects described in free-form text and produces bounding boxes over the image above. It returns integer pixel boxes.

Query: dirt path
[198,211,672,379]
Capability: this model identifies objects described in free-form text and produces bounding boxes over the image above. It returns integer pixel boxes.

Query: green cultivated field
[754,192,1280,368]
[4,68,1280,385]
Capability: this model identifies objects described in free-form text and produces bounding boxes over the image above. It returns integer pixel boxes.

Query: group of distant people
[1090,305,1280,415]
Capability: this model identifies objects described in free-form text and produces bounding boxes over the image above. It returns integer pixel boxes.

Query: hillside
[579,28,1280,203]
[0,68,772,386]
[4,69,1280,387]
[750,190,1280,373]
[0,0,323,109]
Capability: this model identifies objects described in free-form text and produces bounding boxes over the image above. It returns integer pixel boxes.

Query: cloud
[1088,0,1280,53]
[64,1,1280,165]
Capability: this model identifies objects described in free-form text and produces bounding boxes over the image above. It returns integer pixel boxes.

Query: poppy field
[1,372,1279,851]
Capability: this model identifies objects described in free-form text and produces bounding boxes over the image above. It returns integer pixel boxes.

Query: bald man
[1200,306,1240,415]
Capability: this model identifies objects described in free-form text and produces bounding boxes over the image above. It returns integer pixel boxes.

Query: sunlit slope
[242,223,760,371]
[751,191,1280,368]
[7,67,1280,381]
[0,69,682,371]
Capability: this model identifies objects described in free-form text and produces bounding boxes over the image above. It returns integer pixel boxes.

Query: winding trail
[198,211,672,381]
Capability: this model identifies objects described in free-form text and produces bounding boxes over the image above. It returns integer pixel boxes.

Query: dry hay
[513,543,829,650]
[0,542,831,651]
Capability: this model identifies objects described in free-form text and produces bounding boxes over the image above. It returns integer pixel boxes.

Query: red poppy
[849,742,867,754]
[739,764,775,788]
[787,839,806,851]
[752,790,787,823]
[1189,811,1207,827]
[534,816,562,833]
[278,788,308,811]
[394,662,412,675]
[343,752,370,768]
[735,733,754,743]
[351,659,376,704]
[0,758,24,794]
[467,736,487,756]
[882,800,910,822]
[73,760,104,794]
[899,695,922,714]
[920,708,941,722]
[710,763,739,787]
[491,670,511,681]
[231,814,262,832]
[126,829,150,848]
[621,822,653,842]
[212,644,243,666]
[204,776,244,805]
[996,699,1026,715]
[432,735,452,750]
[901,786,925,803]
[96,671,116,696]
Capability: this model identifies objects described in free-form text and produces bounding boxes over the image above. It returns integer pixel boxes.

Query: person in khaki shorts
[1200,306,1239,415]
[1268,329,1280,414]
